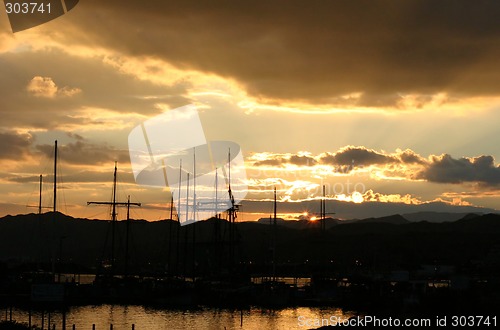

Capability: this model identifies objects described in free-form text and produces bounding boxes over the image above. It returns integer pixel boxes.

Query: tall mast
[193,148,196,222]
[53,140,57,213]
[215,168,218,218]
[183,172,190,278]
[38,175,42,215]
[168,195,173,276]
[192,148,196,280]
[273,186,277,282]
[178,160,182,221]
[322,185,326,232]
[125,195,131,277]
[228,148,234,268]
[176,161,182,276]
[111,162,117,269]
[88,163,140,276]
[112,162,117,221]
[186,173,190,224]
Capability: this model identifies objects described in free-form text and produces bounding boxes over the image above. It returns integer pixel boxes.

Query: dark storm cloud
[418,154,500,186]
[61,0,500,106]
[0,131,33,159]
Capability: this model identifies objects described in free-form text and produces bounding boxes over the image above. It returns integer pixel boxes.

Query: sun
[309,216,317,221]
[352,191,364,204]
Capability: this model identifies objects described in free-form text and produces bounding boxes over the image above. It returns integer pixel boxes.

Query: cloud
[0,131,33,159]
[397,149,426,165]
[35,140,130,166]
[320,146,397,166]
[251,152,316,167]
[251,146,405,168]
[42,0,500,107]
[251,146,500,186]
[7,170,135,184]
[417,154,500,185]
[26,76,81,98]
[361,189,421,205]
[0,48,190,130]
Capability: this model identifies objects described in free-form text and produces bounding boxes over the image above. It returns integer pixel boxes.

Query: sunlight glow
[352,191,364,204]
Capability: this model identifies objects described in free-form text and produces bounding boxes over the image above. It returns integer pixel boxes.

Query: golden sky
[1,0,500,220]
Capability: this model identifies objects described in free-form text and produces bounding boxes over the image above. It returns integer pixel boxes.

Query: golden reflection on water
[10,305,355,330]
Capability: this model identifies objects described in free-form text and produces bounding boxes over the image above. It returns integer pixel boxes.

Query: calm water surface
[9,305,356,330]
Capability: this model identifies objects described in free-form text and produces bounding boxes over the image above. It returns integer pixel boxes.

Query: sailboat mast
[38,175,42,215]
[168,195,173,275]
[193,147,196,221]
[186,173,190,224]
[215,169,218,218]
[111,161,117,272]
[125,195,131,277]
[87,165,140,277]
[192,148,196,280]
[322,185,326,232]
[273,186,277,282]
[53,140,57,213]
[176,161,182,275]
[228,148,234,268]
[178,160,182,221]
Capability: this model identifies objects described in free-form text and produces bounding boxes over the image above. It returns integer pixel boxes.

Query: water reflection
[9,305,355,330]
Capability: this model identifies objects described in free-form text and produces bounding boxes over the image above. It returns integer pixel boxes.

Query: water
[7,305,355,330]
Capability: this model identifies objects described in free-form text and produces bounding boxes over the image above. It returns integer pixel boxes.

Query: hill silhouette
[0,212,499,277]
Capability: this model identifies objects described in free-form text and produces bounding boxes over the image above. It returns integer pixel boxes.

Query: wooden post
[47,311,51,329]
[92,324,95,330]
[72,325,76,330]
[41,311,45,330]
[28,309,31,328]
[62,308,66,330]
[9,306,12,321]
[110,324,113,330]
[132,325,135,330]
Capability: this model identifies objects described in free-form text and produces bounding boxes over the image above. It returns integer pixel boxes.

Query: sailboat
[87,162,140,278]
[250,187,294,306]
[30,140,66,304]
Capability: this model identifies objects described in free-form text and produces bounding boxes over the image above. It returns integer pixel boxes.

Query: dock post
[41,311,45,330]
[28,309,31,328]
[92,324,95,330]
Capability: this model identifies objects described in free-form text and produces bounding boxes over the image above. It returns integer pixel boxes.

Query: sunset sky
[1,0,500,221]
